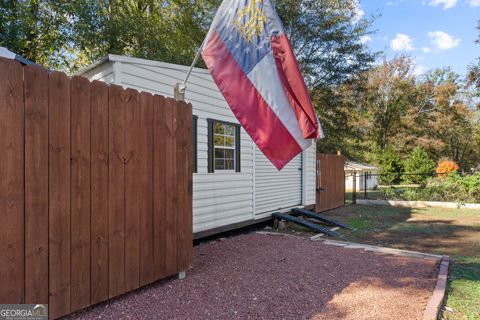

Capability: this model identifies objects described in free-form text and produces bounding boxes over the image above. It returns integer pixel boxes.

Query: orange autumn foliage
[436,160,459,176]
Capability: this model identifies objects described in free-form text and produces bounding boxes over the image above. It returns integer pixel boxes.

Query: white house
[77,54,317,236]
[344,161,379,191]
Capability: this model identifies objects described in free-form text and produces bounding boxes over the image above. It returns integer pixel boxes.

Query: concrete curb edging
[423,256,450,320]
[319,239,443,260]
[357,199,480,209]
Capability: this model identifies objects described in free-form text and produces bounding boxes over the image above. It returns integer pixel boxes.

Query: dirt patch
[65,233,438,320]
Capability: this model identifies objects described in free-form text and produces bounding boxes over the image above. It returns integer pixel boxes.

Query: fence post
[364,172,367,199]
[174,83,187,281]
[352,173,357,204]
[174,83,185,102]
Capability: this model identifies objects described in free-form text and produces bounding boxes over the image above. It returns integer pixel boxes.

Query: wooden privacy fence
[316,154,345,212]
[0,58,193,319]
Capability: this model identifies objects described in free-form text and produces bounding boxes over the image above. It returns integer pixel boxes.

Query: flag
[201,0,324,170]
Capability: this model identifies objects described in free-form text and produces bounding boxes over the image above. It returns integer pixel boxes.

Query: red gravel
[65,233,438,320]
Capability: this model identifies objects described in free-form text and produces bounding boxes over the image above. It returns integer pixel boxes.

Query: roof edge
[75,55,110,76]
[76,54,210,76]
[344,160,379,171]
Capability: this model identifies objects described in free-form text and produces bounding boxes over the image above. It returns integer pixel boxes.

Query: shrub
[403,146,436,184]
[397,173,480,203]
[369,173,480,203]
[377,145,403,185]
[436,160,459,176]
[383,187,398,199]
[401,188,421,201]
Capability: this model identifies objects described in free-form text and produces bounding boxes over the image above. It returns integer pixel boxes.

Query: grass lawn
[322,205,480,320]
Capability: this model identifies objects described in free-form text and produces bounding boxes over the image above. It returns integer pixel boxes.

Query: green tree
[377,145,403,185]
[402,146,435,184]
[0,0,81,70]
[76,0,218,71]
[467,60,480,106]
[349,60,480,171]
[467,20,480,108]
[273,0,379,158]
[276,0,377,87]
[362,56,416,150]
[0,0,218,72]
[314,76,372,160]
[418,68,479,169]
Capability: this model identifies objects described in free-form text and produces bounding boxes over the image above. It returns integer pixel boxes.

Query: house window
[207,119,240,173]
[193,115,198,173]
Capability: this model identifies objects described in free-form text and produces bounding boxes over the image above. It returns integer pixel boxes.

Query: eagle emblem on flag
[234,0,266,41]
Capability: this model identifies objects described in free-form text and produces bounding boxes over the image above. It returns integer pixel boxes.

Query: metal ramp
[272,212,342,237]
[292,208,353,231]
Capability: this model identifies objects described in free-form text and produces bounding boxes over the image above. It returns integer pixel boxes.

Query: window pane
[225,159,234,170]
[225,136,234,147]
[215,159,225,170]
[225,125,235,136]
[214,148,224,159]
[224,149,234,160]
[214,134,225,147]
[214,122,224,134]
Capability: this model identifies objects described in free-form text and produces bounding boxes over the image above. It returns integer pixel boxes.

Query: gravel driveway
[66,233,438,320]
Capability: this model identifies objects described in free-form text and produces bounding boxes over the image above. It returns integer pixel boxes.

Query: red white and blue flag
[202,0,324,170]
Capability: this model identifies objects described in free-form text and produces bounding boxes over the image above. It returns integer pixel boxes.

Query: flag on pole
[201,0,324,170]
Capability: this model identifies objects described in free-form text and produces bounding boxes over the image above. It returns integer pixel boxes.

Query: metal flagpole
[175,0,223,100]
[174,38,207,101]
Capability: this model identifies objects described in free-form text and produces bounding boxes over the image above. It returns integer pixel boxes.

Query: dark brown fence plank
[165,98,178,275]
[108,84,126,298]
[125,89,140,291]
[70,76,91,311]
[153,95,166,279]
[139,92,154,286]
[90,81,110,304]
[185,103,193,268]
[177,102,193,271]
[0,58,25,304]
[176,102,186,271]
[24,65,49,304]
[49,71,71,318]
[316,154,345,213]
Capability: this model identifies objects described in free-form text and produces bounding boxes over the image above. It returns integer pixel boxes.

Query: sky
[359,0,480,76]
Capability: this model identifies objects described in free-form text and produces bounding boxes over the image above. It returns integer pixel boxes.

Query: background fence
[345,172,417,203]
[345,171,480,204]
[0,58,193,319]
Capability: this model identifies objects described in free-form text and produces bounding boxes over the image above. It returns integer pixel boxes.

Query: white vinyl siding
[305,144,316,205]
[254,146,303,217]
[77,54,316,234]
[80,61,115,84]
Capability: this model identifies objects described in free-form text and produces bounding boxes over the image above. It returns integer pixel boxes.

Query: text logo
[0,304,48,320]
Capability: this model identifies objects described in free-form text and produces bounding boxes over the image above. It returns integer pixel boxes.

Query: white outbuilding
[77,54,317,237]
[0,46,44,67]
[344,161,379,191]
